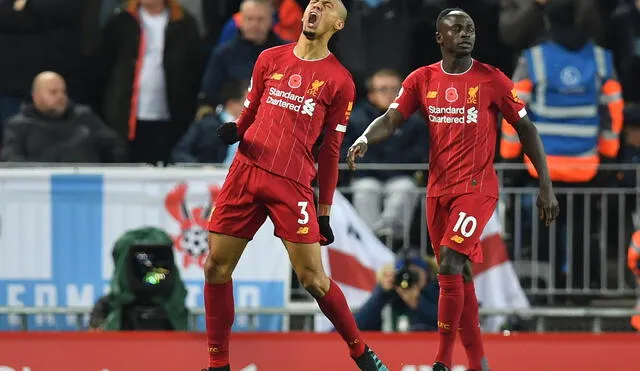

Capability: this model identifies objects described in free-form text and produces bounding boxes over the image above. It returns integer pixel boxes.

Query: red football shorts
[426,193,498,263]
[208,160,320,244]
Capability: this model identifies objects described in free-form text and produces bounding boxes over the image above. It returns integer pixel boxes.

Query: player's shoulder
[327,54,355,88]
[472,59,507,77]
[258,43,295,59]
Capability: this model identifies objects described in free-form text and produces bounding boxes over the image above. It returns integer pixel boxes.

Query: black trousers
[129,119,172,165]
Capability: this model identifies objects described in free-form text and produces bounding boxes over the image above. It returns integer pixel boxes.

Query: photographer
[355,253,439,332]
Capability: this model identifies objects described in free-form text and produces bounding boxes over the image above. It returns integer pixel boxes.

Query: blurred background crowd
[1,0,640,333]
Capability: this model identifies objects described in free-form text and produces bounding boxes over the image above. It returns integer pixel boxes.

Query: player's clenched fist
[536,186,560,226]
[346,136,368,170]
[217,122,240,145]
[318,215,334,246]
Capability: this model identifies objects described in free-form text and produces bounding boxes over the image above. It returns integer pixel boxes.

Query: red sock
[316,279,366,358]
[435,274,464,367]
[205,281,235,368]
[459,281,486,370]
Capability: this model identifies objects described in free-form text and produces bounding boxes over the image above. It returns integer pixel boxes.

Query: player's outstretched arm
[513,116,560,226]
[346,108,404,170]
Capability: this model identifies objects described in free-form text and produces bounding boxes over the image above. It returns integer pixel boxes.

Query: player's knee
[438,246,467,275]
[297,269,330,298]
[204,254,234,284]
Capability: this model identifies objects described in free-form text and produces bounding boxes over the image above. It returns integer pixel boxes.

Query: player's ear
[435,32,442,45]
[334,19,345,31]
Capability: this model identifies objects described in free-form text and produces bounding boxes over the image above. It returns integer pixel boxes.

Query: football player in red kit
[202,1,388,370]
[347,8,560,371]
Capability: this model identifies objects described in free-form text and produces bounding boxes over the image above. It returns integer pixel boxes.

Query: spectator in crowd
[355,252,439,332]
[201,0,242,50]
[342,69,427,239]
[332,0,424,94]
[196,0,285,120]
[617,104,640,187]
[171,80,248,165]
[94,0,202,165]
[500,0,623,288]
[627,210,640,331]
[608,0,640,103]
[499,0,604,65]
[1,72,126,163]
[216,0,302,46]
[0,0,86,137]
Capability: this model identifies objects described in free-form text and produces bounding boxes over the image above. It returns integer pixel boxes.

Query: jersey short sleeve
[492,68,527,125]
[389,69,421,120]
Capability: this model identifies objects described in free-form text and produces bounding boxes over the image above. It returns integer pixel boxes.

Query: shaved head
[336,0,347,21]
[32,71,68,117]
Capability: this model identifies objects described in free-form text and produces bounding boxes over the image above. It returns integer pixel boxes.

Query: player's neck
[441,56,473,75]
[294,37,331,61]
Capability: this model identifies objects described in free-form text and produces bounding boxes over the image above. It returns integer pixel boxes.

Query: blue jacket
[199,32,285,105]
[342,100,428,180]
[354,281,439,332]
[170,114,229,164]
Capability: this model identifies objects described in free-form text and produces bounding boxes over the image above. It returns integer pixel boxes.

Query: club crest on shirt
[289,74,303,89]
[467,86,479,104]
[511,88,522,103]
[307,80,325,96]
[445,87,458,103]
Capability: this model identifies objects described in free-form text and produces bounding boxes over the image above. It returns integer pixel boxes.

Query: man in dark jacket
[196,0,285,120]
[1,72,126,163]
[94,0,202,165]
[342,69,428,239]
[171,80,248,164]
[0,0,86,137]
[608,0,640,103]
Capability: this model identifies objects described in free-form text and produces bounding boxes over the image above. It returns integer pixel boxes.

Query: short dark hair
[545,0,579,27]
[218,79,249,105]
[436,7,466,29]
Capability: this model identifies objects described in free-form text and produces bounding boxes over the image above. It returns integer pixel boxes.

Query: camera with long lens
[394,260,419,289]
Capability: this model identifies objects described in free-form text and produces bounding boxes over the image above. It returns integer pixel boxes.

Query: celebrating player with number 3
[203,0,388,370]
[348,8,560,371]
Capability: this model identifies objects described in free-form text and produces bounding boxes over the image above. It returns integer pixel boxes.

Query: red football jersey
[391,60,527,198]
[234,43,355,205]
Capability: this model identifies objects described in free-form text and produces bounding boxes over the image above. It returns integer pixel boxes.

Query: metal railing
[333,163,640,299]
[0,163,639,331]
[1,305,639,333]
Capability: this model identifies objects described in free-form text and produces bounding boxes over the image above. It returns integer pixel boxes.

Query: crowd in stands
[1,0,640,295]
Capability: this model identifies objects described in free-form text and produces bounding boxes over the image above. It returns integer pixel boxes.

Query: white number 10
[297,201,309,225]
[453,212,477,238]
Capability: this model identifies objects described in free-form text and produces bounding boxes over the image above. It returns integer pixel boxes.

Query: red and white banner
[473,209,530,332]
[1,332,638,371]
[315,191,395,331]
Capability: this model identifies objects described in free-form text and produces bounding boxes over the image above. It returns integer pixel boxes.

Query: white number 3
[453,211,477,238]
[297,201,309,225]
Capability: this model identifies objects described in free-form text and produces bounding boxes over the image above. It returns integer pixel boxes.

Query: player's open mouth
[308,11,319,27]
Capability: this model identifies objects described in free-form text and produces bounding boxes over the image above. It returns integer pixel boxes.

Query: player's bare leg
[458,261,490,371]
[203,233,249,371]
[433,246,467,371]
[282,239,389,371]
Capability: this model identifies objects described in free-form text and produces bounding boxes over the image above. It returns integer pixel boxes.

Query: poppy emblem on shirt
[289,74,303,89]
[445,87,458,103]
